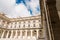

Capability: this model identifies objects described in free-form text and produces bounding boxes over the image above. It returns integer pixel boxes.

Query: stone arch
[8,31,11,38]
[33,30,37,37]
[3,30,8,38]
[22,30,25,36]
[38,30,43,38]
[0,29,3,38]
[17,30,20,38]
[27,30,31,36]
[13,30,15,38]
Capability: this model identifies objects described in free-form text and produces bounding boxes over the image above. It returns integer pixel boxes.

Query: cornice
[0,13,41,22]
[0,27,42,30]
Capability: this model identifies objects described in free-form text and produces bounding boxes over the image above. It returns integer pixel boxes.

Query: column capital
[30,30,33,31]
[36,29,39,31]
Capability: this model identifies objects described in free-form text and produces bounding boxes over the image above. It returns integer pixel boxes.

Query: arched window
[17,30,20,38]
[27,30,31,36]
[22,30,25,36]
[38,30,43,38]
[8,31,11,38]
[33,30,37,37]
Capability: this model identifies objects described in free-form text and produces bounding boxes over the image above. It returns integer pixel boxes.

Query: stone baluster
[12,22,15,28]
[37,30,39,38]
[25,30,27,37]
[0,20,3,26]
[6,31,9,38]
[31,30,33,37]
[8,23,11,28]
[20,30,22,37]
[14,30,17,38]
[1,30,5,38]
[0,20,3,25]
[10,30,13,38]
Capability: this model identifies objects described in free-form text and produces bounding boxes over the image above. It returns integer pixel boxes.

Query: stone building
[43,0,60,40]
[0,0,60,40]
[0,13,48,40]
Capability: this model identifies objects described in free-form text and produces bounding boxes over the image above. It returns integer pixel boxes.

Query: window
[22,30,25,36]
[33,24,35,27]
[28,21,30,23]
[33,30,37,36]
[39,20,41,22]
[39,24,41,27]
[24,21,25,24]
[39,30,43,37]
[27,30,31,36]
[28,24,30,27]
[23,24,25,28]
[33,20,35,23]
[17,30,20,37]
[19,22,21,28]
[19,24,20,28]
[14,22,16,28]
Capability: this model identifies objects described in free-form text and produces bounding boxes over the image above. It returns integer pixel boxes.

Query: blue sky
[0,0,40,18]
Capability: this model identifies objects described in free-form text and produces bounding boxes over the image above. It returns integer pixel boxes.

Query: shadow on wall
[47,0,60,40]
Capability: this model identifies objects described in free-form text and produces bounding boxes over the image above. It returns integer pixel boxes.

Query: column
[25,30,27,37]
[1,30,5,38]
[0,20,3,25]
[10,30,13,38]
[4,21,7,26]
[0,20,1,25]
[37,30,39,38]
[16,22,19,28]
[31,30,33,37]
[18,30,21,38]
[14,22,16,28]
[0,29,1,38]
[8,23,12,28]
[0,20,2,25]
[14,30,17,38]
[20,30,22,37]
[12,22,15,28]
[6,31,9,38]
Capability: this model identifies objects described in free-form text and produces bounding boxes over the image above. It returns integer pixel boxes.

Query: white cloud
[0,0,31,18]
[25,0,40,16]
[7,3,31,18]
[0,0,15,13]
[0,0,40,18]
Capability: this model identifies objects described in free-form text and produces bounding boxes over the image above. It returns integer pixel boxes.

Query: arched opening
[22,30,25,36]
[33,30,37,37]
[27,30,31,36]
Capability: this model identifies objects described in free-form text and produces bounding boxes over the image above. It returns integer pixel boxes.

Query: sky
[0,0,40,18]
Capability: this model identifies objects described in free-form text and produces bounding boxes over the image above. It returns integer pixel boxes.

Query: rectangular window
[28,24,30,27]
[33,24,35,27]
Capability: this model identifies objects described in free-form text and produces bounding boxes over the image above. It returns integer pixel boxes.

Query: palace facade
[0,13,48,40]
